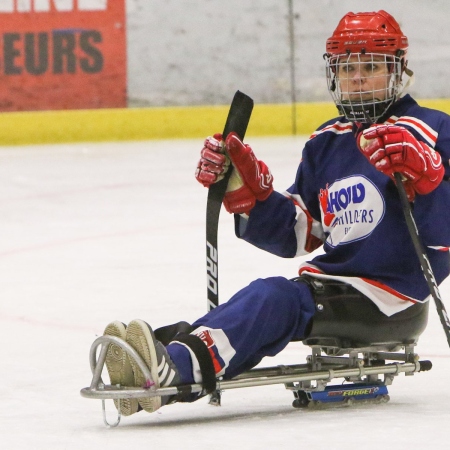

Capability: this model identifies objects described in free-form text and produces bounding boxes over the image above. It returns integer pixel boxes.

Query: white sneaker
[103,321,140,416]
[125,319,181,413]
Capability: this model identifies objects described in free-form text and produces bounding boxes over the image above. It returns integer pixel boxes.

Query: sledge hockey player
[103,10,450,416]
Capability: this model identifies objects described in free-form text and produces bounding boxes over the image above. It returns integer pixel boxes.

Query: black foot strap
[154,321,193,346]
[174,333,217,395]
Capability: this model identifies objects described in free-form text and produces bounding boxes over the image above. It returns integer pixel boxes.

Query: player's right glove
[195,132,273,214]
[195,134,230,187]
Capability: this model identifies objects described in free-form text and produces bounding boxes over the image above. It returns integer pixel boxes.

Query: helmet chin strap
[399,67,415,96]
[338,99,394,123]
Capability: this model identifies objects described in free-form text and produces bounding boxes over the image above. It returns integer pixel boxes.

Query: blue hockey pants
[167,276,316,383]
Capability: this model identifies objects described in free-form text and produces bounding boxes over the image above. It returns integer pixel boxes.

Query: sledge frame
[80,335,431,426]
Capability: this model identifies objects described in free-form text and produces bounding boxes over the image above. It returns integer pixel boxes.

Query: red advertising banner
[0,0,126,111]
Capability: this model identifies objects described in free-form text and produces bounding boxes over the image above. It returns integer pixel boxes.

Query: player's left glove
[358,125,444,200]
[223,132,274,214]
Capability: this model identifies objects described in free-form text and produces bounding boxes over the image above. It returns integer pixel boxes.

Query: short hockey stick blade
[394,172,450,347]
[205,91,254,312]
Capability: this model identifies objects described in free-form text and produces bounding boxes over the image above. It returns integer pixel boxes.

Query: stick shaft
[205,91,254,311]
[394,173,450,346]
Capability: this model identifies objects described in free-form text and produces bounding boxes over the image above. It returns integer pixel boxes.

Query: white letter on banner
[0,0,13,12]
[33,0,49,11]
[16,0,31,12]
[78,0,107,10]
[33,0,73,11]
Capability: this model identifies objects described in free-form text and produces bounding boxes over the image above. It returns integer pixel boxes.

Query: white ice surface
[1,137,449,449]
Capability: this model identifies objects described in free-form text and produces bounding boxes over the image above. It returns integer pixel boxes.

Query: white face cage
[325,53,405,123]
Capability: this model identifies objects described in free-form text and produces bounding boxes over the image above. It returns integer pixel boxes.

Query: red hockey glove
[223,132,273,214]
[195,134,230,187]
[358,125,444,200]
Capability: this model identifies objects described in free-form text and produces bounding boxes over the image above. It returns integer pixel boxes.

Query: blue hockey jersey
[236,95,450,316]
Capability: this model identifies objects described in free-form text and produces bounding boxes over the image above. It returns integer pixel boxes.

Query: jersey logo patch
[319,175,385,247]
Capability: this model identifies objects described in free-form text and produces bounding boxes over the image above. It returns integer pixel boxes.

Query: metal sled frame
[80,335,432,426]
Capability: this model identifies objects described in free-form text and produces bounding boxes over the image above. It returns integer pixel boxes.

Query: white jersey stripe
[298,264,423,316]
[308,121,353,141]
[394,116,438,147]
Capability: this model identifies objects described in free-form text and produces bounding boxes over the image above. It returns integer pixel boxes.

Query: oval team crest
[319,175,385,247]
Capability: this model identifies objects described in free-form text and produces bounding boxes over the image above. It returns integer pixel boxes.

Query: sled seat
[300,277,429,353]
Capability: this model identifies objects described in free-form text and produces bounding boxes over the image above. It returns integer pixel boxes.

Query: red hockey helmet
[324,11,412,123]
[326,10,408,59]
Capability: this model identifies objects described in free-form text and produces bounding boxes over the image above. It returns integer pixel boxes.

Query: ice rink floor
[1,136,449,449]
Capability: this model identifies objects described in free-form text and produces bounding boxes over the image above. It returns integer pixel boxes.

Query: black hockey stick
[394,172,450,347]
[205,91,254,312]
[205,91,253,407]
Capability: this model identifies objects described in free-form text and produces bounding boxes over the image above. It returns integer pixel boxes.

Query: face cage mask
[325,53,404,123]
